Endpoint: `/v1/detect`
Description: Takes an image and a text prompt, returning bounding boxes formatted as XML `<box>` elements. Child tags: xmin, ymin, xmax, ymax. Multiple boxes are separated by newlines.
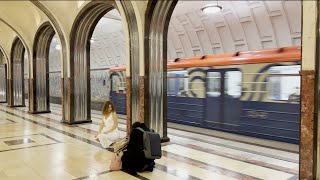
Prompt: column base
<box><xmin>161</xmin><ymin>137</ymin><xmax>170</xmax><ymax>143</ymax></box>
<box><xmin>28</xmin><ymin>110</ymin><xmax>51</xmax><ymax>114</ymax></box>
<box><xmin>61</xmin><ymin>120</ymin><xmax>92</xmax><ymax>125</ymax></box>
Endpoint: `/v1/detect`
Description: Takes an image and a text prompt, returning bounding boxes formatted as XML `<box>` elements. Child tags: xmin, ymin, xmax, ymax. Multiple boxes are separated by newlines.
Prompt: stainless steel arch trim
<box><xmin>69</xmin><ymin>1</ymin><xmax>116</xmax><ymax>123</ymax></box>
<box><xmin>120</xmin><ymin>0</ymin><xmax>140</xmax><ymax>127</ymax></box>
<box><xmin>32</xmin><ymin>22</ymin><xmax>55</xmax><ymax>113</ymax></box>
<box><xmin>10</xmin><ymin>37</ymin><xmax>25</xmax><ymax>107</ymax></box>
<box><xmin>0</xmin><ymin>52</ymin><xmax>6</xmax><ymax>102</ymax></box>
<box><xmin>0</xmin><ymin>45</ymin><xmax>9</xmax><ymax>65</ymax></box>
<box><xmin>0</xmin><ymin>19</ymin><xmax>29</xmax><ymax>108</ymax></box>
<box><xmin>145</xmin><ymin>0</ymin><xmax>178</xmax><ymax>139</ymax></box>
<box><xmin>31</xmin><ymin>1</ymin><xmax>68</xmax><ymax>120</ymax></box>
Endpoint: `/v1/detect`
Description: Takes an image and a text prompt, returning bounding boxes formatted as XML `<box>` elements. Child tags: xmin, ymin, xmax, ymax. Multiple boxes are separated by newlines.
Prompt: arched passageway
<box><xmin>8</xmin><ymin>37</ymin><xmax>25</xmax><ymax>107</ymax></box>
<box><xmin>68</xmin><ymin>1</ymin><xmax>127</xmax><ymax>124</ymax></box>
<box><xmin>89</xmin><ymin>9</ymin><xmax>126</xmax><ymax>115</ymax></box>
<box><xmin>30</xmin><ymin>22</ymin><xmax>55</xmax><ymax>113</ymax></box>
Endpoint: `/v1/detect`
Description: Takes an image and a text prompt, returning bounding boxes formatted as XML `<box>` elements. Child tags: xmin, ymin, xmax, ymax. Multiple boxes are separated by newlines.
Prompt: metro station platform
<box><xmin>0</xmin><ymin>104</ymin><xmax>298</xmax><ymax>180</ymax></box>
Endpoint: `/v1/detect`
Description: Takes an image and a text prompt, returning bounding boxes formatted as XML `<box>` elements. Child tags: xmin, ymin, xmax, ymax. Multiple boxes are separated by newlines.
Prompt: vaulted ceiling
<box><xmin>0</xmin><ymin>1</ymin><xmax>302</xmax><ymax>72</ymax></box>
<box><xmin>48</xmin><ymin>0</ymin><xmax>301</xmax><ymax>70</ymax></box>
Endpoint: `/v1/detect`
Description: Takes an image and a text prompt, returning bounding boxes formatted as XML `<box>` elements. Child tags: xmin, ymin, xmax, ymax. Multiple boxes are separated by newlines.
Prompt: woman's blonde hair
<box><xmin>102</xmin><ymin>101</ymin><xmax>115</xmax><ymax>116</ymax></box>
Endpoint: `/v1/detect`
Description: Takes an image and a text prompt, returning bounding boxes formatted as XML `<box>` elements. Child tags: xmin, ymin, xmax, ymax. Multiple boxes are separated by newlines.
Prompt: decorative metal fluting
<box><xmin>0</xmin><ymin>53</ymin><xmax>6</xmax><ymax>102</ymax></box>
<box><xmin>31</xmin><ymin>1</ymin><xmax>68</xmax><ymax>119</ymax></box>
<box><xmin>11</xmin><ymin>38</ymin><xmax>25</xmax><ymax>107</ymax></box>
<box><xmin>70</xmin><ymin>2</ymin><xmax>113</xmax><ymax>122</ymax></box>
<box><xmin>121</xmin><ymin>0</ymin><xmax>140</xmax><ymax>123</ymax></box>
<box><xmin>33</xmin><ymin>24</ymin><xmax>55</xmax><ymax>112</ymax></box>
<box><xmin>145</xmin><ymin>1</ymin><xmax>178</xmax><ymax>140</ymax></box>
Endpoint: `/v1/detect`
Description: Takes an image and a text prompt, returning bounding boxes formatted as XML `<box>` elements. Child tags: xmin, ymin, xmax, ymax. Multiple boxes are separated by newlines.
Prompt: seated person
<box><xmin>95</xmin><ymin>101</ymin><xmax>120</xmax><ymax>149</ymax></box>
<box><xmin>121</xmin><ymin>122</ymin><xmax>155</xmax><ymax>175</ymax></box>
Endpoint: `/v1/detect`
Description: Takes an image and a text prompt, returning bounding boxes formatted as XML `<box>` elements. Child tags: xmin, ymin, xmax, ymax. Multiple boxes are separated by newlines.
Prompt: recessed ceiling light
<box><xmin>201</xmin><ymin>3</ymin><xmax>222</xmax><ymax>14</ymax></box>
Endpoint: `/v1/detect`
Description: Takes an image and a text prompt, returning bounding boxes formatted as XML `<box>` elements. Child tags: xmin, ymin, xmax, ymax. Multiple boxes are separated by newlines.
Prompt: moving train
<box><xmin>110</xmin><ymin>46</ymin><xmax>301</xmax><ymax>144</ymax></box>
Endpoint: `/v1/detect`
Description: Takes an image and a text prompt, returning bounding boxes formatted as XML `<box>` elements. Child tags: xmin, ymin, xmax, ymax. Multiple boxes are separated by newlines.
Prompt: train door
<box><xmin>205</xmin><ymin>69</ymin><xmax>242</xmax><ymax>132</ymax></box>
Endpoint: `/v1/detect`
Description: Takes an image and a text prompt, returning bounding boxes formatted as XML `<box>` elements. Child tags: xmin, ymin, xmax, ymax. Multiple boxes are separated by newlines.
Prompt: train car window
<box><xmin>268</xmin><ymin>65</ymin><xmax>301</xmax><ymax>102</ymax></box>
<box><xmin>225</xmin><ymin>71</ymin><xmax>242</xmax><ymax>98</ymax></box>
<box><xmin>167</xmin><ymin>71</ymin><xmax>188</xmax><ymax>96</ymax></box>
<box><xmin>207</xmin><ymin>72</ymin><xmax>221</xmax><ymax>97</ymax></box>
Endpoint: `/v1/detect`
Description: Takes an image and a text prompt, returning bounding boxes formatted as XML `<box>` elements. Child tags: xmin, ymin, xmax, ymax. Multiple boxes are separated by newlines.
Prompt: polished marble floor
<box><xmin>0</xmin><ymin>103</ymin><xmax>299</xmax><ymax>180</ymax></box>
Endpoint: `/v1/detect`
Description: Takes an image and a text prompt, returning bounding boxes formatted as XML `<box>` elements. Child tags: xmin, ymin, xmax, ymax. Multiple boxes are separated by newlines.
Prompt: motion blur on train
<box><xmin>109</xmin><ymin>46</ymin><xmax>301</xmax><ymax>144</ymax></box>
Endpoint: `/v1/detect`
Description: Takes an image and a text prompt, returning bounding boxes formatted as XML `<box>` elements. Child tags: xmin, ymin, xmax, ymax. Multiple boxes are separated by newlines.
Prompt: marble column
<box><xmin>126</xmin><ymin>76</ymin><xmax>132</xmax><ymax>136</ymax></box>
<box><xmin>299</xmin><ymin>70</ymin><xmax>315</xmax><ymax>180</ymax></box>
<box><xmin>61</xmin><ymin>77</ymin><xmax>65</xmax><ymax>121</ymax></box>
<box><xmin>139</xmin><ymin>76</ymin><xmax>145</xmax><ymax>123</ymax></box>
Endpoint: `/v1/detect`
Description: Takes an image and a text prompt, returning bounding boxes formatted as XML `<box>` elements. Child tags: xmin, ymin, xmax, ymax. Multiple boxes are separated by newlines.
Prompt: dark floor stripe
<box><xmin>73</xmin><ymin>170</ymin><xmax>112</xmax><ymax>180</ymax></box>
<box><xmin>40</xmin><ymin>133</ymin><xmax>63</xmax><ymax>143</ymax></box>
<box><xmin>162</xmin><ymin>151</ymin><xmax>262</xmax><ymax>180</ymax></box>
<box><xmin>170</xmin><ymin>141</ymin><xmax>298</xmax><ymax>175</ymax></box>
<box><xmin>2</xmin><ymin>118</ymin><xmax>16</xmax><ymax>123</ymax></box>
<box><xmin>72</xmin><ymin>169</ymin><xmax>149</xmax><ymax>180</ymax></box>
<box><xmin>0</xmin><ymin>143</ymin><xmax>59</xmax><ymax>153</ymax></box>
<box><xmin>133</xmin><ymin>174</ymin><xmax>149</xmax><ymax>180</ymax></box>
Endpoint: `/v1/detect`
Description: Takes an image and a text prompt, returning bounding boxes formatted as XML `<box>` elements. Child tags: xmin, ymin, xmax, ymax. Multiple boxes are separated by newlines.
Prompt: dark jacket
<box><xmin>121</xmin><ymin>123</ymin><xmax>155</xmax><ymax>175</ymax></box>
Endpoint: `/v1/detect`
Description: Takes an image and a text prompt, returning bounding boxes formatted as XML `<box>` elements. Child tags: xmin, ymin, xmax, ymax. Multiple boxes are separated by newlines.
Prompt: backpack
<box><xmin>136</xmin><ymin>127</ymin><xmax>162</xmax><ymax>159</ymax></box>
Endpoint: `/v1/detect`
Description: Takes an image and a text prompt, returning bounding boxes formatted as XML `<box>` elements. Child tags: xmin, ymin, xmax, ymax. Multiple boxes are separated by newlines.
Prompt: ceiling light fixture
<box><xmin>201</xmin><ymin>1</ymin><xmax>222</xmax><ymax>14</ymax></box>
<box><xmin>55</xmin><ymin>44</ymin><xmax>61</xmax><ymax>50</ymax></box>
